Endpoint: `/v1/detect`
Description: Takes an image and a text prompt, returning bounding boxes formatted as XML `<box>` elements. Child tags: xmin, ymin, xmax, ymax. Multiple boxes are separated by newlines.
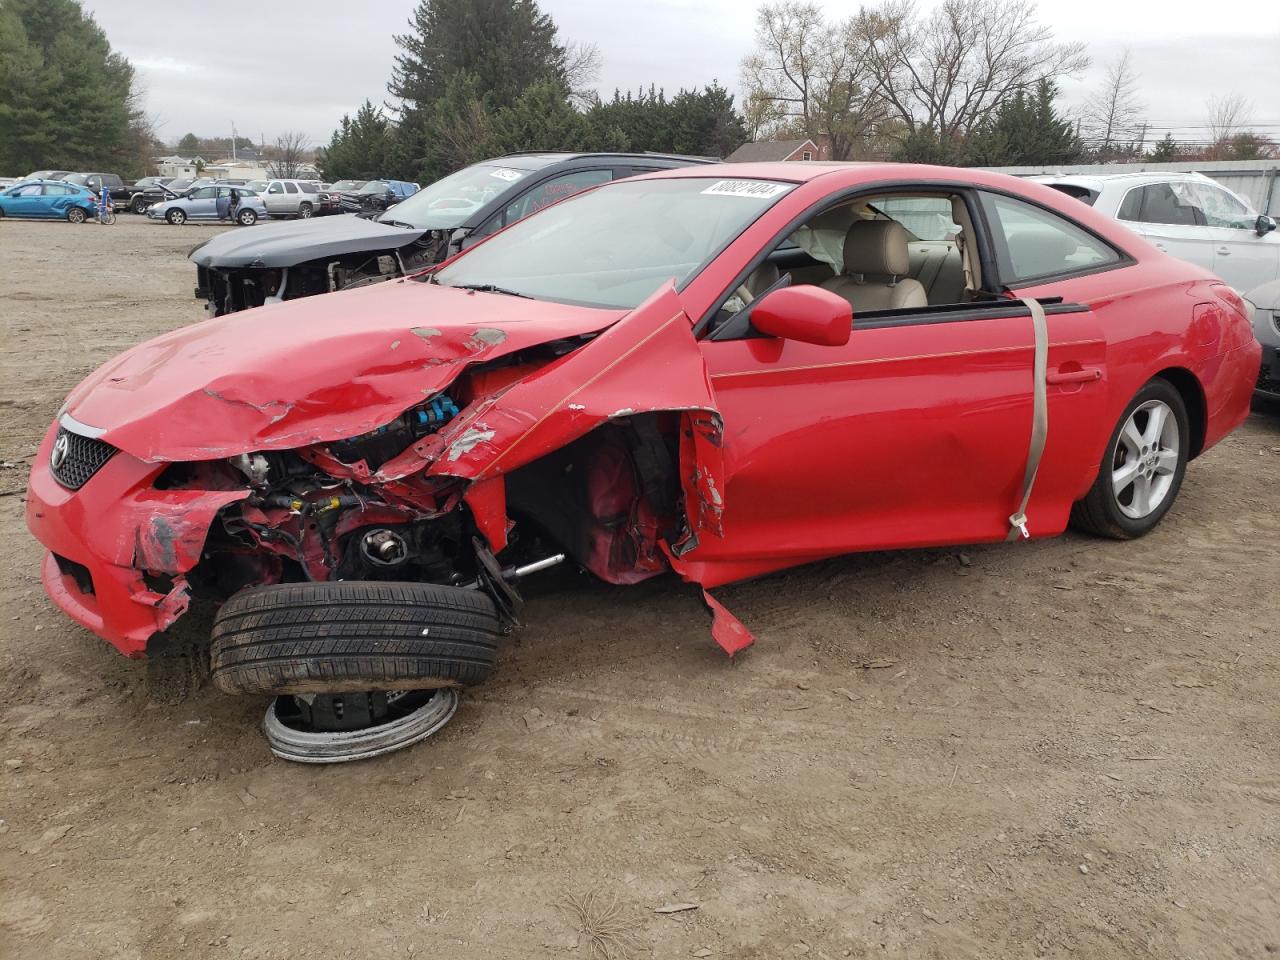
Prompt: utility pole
<box><xmin>231</xmin><ymin>122</ymin><xmax>238</xmax><ymax>160</ymax></box>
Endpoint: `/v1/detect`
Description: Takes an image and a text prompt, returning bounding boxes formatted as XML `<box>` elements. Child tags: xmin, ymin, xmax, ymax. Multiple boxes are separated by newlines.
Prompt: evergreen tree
<box><xmin>1145</xmin><ymin>133</ymin><xmax>1181</xmax><ymax>162</ymax></box>
<box><xmin>177</xmin><ymin>132</ymin><xmax>201</xmax><ymax>154</ymax></box>
<box><xmin>0</xmin><ymin>0</ymin><xmax>148</xmax><ymax>175</ymax></box>
<box><xmin>961</xmin><ymin>80</ymin><xmax>1082</xmax><ymax>166</ymax></box>
<box><xmin>317</xmin><ymin>101</ymin><xmax>394</xmax><ymax>180</ymax></box>
<box><xmin>585</xmin><ymin>83</ymin><xmax>746</xmax><ymax>157</ymax></box>
<box><xmin>890</xmin><ymin>127</ymin><xmax>963</xmax><ymax>164</ymax></box>
<box><xmin>389</xmin><ymin>0</ymin><xmax>566</xmax><ymax>115</ymax></box>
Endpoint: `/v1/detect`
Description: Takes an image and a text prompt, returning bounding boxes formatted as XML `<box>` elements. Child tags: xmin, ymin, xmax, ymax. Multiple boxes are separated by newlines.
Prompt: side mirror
<box><xmin>750</xmin><ymin>285</ymin><xmax>852</xmax><ymax>347</ymax></box>
<box><xmin>1256</xmin><ymin>215</ymin><xmax>1277</xmax><ymax>237</ymax></box>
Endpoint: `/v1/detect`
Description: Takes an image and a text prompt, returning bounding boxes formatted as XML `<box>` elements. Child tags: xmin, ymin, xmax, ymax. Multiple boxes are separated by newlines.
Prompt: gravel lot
<box><xmin>1</xmin><ymin>217</ymin><xmax>1278</xmax><ymax>960</ymax></box>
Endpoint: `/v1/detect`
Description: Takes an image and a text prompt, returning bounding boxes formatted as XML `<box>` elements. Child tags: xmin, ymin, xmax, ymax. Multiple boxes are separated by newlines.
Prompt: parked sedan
<box><xmin>190</xmin><ymin>152</ymin><xmax>712</xmax><ymax>314</ymax></box>
<box><xmin>26</xmin><ymin>162</ymin><xmax>1260</xmax><ymax>760</ymax></box>
<box><xmin>147</xmin><ymin>185</ymin><xmax>266</xmax><ymax>225</ymax></box>
<box><xmin>0</xmin><ymin>179</ymin><xmax>99</xmax><ymax>222</ymax></box>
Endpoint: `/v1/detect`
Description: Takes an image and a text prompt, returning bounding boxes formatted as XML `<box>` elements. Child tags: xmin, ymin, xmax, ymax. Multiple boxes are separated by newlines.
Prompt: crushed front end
<box><xmin>26</xmin><ymin>280</ymin><xmax>743</xmax><ymax>659</ymax></box>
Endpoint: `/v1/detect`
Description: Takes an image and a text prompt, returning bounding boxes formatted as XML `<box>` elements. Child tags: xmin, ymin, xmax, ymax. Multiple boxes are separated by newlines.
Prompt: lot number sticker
<box><xmin>701</xmin><ymin>180</ymin><xmax>791</xmax><ymax>199</ymax></box>
<box><xmin>490</xmin><ymin>168</ymin><xmax>524</xmax><ymax>182</ymax></box>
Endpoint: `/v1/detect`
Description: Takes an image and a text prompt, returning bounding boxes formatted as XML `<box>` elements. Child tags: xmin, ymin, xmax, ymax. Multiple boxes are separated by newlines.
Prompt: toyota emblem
<box><xmin>51</xmin><ymin>433</ymin><xmax>70</xmax><ymax>470</ymax></box>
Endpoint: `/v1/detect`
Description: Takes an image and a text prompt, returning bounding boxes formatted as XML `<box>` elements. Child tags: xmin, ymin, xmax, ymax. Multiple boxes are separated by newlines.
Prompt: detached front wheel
<box><xmin>1071</xmin><ymin>378</ymin><xmax>1189</xmax><ymax>539</ymax></box>
<box><xmin>210</xmin><ymin>581</ymin><xmax>500</xmax><ymax>696</ymax></box>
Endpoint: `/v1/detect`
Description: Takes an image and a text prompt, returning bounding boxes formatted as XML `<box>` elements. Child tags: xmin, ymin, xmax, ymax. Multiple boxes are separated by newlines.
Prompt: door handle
<box><xmin>1046</xmin><ymin>367</ymin><xmax>1102</xmax><ymax>385</ymax></box>
<box><xmin>1153</xmin><ymin>242</ymin><xmax>1167</xmax><ymax>251</ymax></box>
<box><xmin>1216</xmin><ymin>246</ymin><xmax>1231</xmax><ymax>256</ymax></box>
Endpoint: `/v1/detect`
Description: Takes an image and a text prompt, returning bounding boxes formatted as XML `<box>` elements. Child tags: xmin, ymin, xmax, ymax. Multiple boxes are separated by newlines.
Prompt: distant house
<box><xmin>725</xmin><ymin>138</ymin><xmax>823</xmax><ymax>163</ymax></box>
<box><xmin>155</xmin><ymin>155</ymin><xmax>204</xmax><ymax>178</ymax></box>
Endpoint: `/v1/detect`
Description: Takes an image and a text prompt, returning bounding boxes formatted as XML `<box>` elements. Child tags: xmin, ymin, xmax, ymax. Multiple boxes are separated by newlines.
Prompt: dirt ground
<box><xmin>1</xmin><ymin>217</ymin><xmax>1278</xmax><ymax>960</ymax></box>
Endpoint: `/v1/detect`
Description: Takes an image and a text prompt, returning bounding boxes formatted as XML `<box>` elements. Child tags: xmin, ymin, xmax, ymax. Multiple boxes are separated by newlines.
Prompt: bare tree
<box><xmin>564</xmin><ymin>40</ymin><xmax>602</xmax><ymax>109</ymax></box>
<box><xmin>740</xmin><ymin>2</ymin><xmax>889</xmax><ymax>160</ymax></box>
<box><xmin>1205</xmin><ymin>94</ymin><xmax>1251</xmax><ymax>142</ymax></box>
<box><xmin>265</xmin><ymin>131</ymin><xmax>310</xmax><ymax>178</ymax></box>
<box><xmin>1084</xmin><ymin>48</ymin><xmax>1145</xmax><ymax>158</ymax></box>
<box><xmin>859</xmin><ymin>0</ymin><xmax>1089</xmax><ymax>140</ymax></box>
<box><xmin>1204</xmin><ymin>94</ymin><xmax>1256</xmax><ymax>161</ymax></box>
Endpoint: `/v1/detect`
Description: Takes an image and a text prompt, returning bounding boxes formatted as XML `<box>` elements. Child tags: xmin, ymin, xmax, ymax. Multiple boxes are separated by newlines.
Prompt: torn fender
<box><xmin>416</xmin><ymin>282</ymin><xmax>748</xmax><ymax>655</ymax></box>
<box><xmin>420</xmin><ymin>281</ymin><xmax>727</xmax><ymax>539</ymax></box>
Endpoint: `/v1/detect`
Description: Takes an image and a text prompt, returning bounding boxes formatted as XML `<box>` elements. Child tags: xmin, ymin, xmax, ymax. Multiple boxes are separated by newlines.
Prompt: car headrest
<box><xmin>843</xmin><ymin>220</ymin><xmax>911</xmax><ymax>277</ymax></box>
<box><xmin>950</xmin><ymin>197</ymin><xmax>967</xmax><ymax>228</ymax></box>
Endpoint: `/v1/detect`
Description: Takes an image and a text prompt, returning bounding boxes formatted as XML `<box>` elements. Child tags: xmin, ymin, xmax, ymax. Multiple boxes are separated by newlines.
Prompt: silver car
<box><xmin>243</xmin><ymin>179</ymin><xmax>323</xmax><ymax>219</ymax></box>
<box><xmin>147</xmin><ymin>185</ymin><xmax>267</xmax><ymax>226</ymax></box>
<box><xmin>1248</xmin><ymin>279</ymin><xmax>1280</xmax><ymax>402</ymax></box>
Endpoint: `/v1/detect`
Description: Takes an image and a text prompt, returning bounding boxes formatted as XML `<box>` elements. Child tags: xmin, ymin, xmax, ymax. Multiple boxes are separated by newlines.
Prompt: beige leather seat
<box><xmin>821</xmin><ymin>220</ymin><xmax>928</xmax><ymax>312</ymax></box>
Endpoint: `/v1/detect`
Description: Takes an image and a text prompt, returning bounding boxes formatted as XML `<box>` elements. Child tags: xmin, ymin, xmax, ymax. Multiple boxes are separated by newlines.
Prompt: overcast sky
<box><xmin>85</xmin><ymin>0</ymin><xmax>1280</xmax><ymax>149</ymax></box>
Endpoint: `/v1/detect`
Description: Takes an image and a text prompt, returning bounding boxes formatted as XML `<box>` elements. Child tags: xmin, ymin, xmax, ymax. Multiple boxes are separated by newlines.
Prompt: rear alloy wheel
<box><xmin>131</xmin><ymin>196</ymin><xmax>149</xmax><ymax>214</ymax></box>
<box><xmin>1071</xmin><ymin>378</ymin><xmax>1189</xmax><ymax>539</ymax></box>
<box><xmin>298</xmin><ymin>202</ymin><xmax>313</xmax><ymax>219</ymax></box>
<box><xmin>166</xmin><ymin>208</ymin><xmax>186</xmax><ymax>225</ymax></box>
<box><xmin>236</xmin><ymin>208</ymin><xmax>257</xmax><ymax>226</ymax></box>
<box><xmin>66</xmin><ymin>206</ymin><xmax>87</xmax><ymax>224</ymax></box>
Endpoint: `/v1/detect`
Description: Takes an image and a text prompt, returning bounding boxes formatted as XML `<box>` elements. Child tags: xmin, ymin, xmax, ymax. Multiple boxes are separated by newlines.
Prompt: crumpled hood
<box><xmin>62</xmin><ymin>280</ymin><xmax>626</xmax><ymax>463</ymax></box>
<box><xmin>188</xmin><ymin>213</ymin><xmax>429</xmax><ymax>269</ymax></box>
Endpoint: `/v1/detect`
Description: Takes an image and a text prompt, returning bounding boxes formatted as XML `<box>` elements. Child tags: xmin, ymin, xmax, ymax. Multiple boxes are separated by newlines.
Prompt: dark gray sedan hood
<box><xmin>189</xmin><ymin>214</ymin><xmax>428</xmax><ymax>269</ymax></box>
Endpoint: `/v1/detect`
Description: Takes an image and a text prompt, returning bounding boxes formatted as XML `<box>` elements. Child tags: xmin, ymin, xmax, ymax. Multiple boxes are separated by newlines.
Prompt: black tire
<box><xmin>131</xmin><ymin>196</ymin><xmax>149</xmax><ymax>214</ymax></box>
<box><xmin>1070</xmin><ymin>377</ymin><xmax>1189</xmax><ymax>539</ymax></box>
<box><xmin>210</xmin><ymin>581</ymin><xmax>500</xmax><ymax>696</ymax></box>
<box><xmin>66</xmin><ymin>206</ymin><xmax>87</xmax><ymax>223</ymax></box>
<box><xmin>236</xmin><ymin>208</ymin><xmax>257</xmax><ymax>226</ymax></box>
<box><xmin>166</xmin><ymin>208</ymin><xmax>186</xmax><ymax>225</ymax></box>
<box><xmin>298</xmin><ymin>201</ymin><xmax>313</xmax><ymax>219</ymax></box>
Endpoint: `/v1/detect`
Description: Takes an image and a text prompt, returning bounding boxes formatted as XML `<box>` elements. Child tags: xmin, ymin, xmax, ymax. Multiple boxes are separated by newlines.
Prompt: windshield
<box><xmin>244</xmin><ymin>180</ymin><xmax>268</xmax><ymax>193</ymax></box>
<box><xmin>64</xmin><ymin>174</ymin><xmax>90</xmax><ymax>186</ymax></box>
<box><xmin>434</xmin><ymin>177</ymin><xmax>794</xmax><ymax>309</ymax></box>
<box><xmin>332</xmin><ymin>180</ymin><xmax>365</xmax><ymax>191</ymax></box>
<box><xmin>359</xmin><ymin>180</ymin><xmax>388</xmax><ymax>193</ymax></box>
<box><xmin>381</xmin><ymin>163</ymin><xmax>530</xmax><ymax>230</ymax></box>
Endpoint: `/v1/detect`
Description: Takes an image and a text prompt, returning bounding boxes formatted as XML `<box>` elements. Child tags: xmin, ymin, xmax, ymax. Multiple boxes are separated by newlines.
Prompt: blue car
<box><xmin>0</xmin><ymin>179</ymin><xmax>99</xmax><ymax>222</ymax></box>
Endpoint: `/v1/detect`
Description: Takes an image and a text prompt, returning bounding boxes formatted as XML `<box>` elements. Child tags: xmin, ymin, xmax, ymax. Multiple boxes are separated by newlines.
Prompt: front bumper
<box><xmin>25</xmin><ymin>420</ymin><xmax>247</xmax><ymax>657</ymax></box>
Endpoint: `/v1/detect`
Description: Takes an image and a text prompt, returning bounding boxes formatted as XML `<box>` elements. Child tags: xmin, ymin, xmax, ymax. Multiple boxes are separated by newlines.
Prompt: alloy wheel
<box><xmin>1111</xmin><ymin>399</ymin><xmax>1179</xmax><ymax>519</ymax></box>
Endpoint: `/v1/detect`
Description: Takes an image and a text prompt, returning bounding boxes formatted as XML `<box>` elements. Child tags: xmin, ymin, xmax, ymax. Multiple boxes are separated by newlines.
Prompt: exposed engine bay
<box><xmin>169</xmin><ymin>344</ymin><xmax>683</xmax><ymax>623</ymax></box>
<box><xmin>195</xmin><ymin>230</ymin><xmax>452</xmax><ymax>315</ymax></box>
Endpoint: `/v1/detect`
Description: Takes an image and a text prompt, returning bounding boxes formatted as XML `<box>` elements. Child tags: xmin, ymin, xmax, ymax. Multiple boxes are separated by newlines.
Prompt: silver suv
<box><xmin>243</xmin><ymin>179</ymin><xmax>323</xmax><ymax>219</ymax></box>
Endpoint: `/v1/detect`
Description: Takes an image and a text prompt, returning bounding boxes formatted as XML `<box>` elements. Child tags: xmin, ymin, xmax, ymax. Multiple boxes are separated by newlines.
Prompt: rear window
<box><xmin>1045</xmin><ymin>183</ymin><xmax>1098</xmax><ymax>206</ymax></box>
<box><xmin>298</xmin><ymin>182</ymin><xmax>318</xmax><ymax>193</ymax></box>
<box><xmin>980</xmin><ymin>191</ymin><xmax>1122</xmax><ymax>283</ymax></box>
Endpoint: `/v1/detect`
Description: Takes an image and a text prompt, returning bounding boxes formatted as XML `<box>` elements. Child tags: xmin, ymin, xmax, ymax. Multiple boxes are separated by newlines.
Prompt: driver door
<box><xmin>688</xmin><ymin>191</ymin><xmax>1113</xmax><ymax>581</ymax></box>
<box><xmin>186</xmin><ymin>187</ymin><xmax>217</xmax><ymax>218</ymax></box>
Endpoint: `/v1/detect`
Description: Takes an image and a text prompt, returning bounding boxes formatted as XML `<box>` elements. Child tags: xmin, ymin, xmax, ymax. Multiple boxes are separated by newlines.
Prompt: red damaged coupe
<box><xmin>26</xmin><ymin>163</ymin><xmax>1260</xmax><ymax>760</ymax></box>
